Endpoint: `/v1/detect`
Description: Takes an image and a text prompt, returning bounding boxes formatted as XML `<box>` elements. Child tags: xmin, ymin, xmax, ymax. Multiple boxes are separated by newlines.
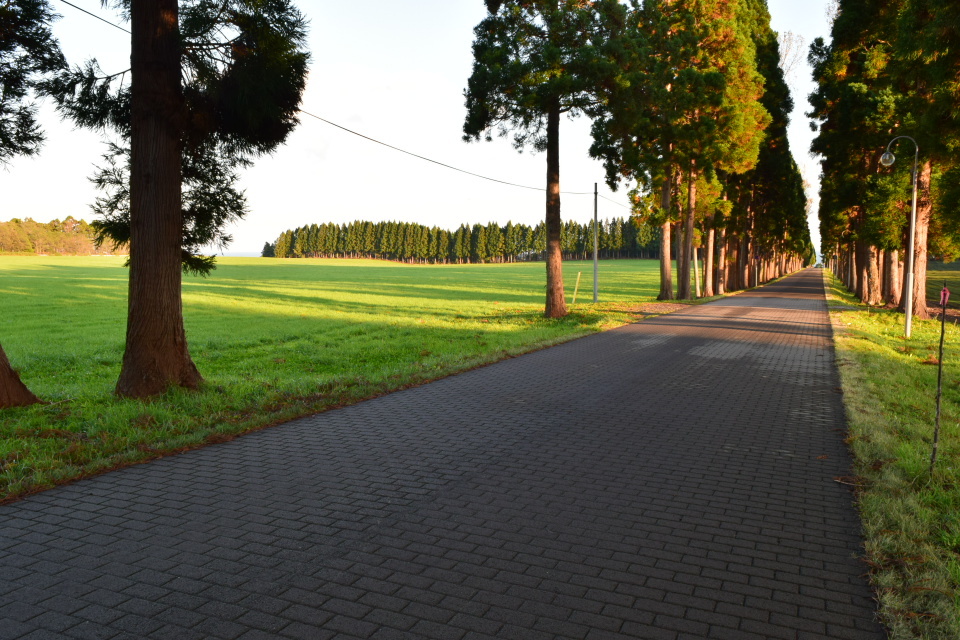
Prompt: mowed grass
<box><xmin>927</xmin><ymin>261</ymin><xmax>960</xmax><ymax>310</ymax></box>
<box><xmin>826</xmin><ymin>271</ymin><xmax>960</xmax><ymax>638</ymax></box>
<box><xmin>0</xmin><ymin>255</ymin><xmax>664</xmax><ymax>501</ymax></box>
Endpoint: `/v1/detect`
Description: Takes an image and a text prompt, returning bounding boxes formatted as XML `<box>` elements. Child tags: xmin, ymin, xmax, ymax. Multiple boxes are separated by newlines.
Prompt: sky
<box><xmin>1</xmin><ymin>0</ymin><xmax>832</xmax><ymax>257</ymax></box>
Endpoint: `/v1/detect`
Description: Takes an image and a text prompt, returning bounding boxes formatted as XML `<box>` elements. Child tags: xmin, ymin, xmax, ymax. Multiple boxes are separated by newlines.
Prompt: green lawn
<box><xmin>826</xmin><ymin>271</ymin><xmax>960</xmax><ymax>639</ymax></box>
<box><xmin>927</xmin><ymin>261</ymin><xmax>960</xmax><ymax>310</ymax></box>
<box><xmin>0</xmin><ymin>256</ymin><xmax>665</xmax><ymax>501</ymax></box>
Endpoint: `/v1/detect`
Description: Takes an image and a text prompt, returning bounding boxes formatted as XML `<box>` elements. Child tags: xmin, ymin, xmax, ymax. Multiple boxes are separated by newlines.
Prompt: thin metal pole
<box><xmin>693</xmin><ymin>246</ymin><xmax>700</xmax><ymax>298</ymax></box>
<box><xmin>930</xmin><ymin>283</ymin><xmax>948</xmax><ymax>475</ymax></box>
<box><xmin>593</xmin><ymin>182</ymin><xmax>598</xmax><ymax>303</ymax></box>
<box><xmin>905</xmin><ymin>148</ymin><xmax>918</xmax><ymax>338</ymax></box>
<box><xmin>882</xmin><ymin>135</ymin><xmax>919</xmax><ymax>338</ymax></box>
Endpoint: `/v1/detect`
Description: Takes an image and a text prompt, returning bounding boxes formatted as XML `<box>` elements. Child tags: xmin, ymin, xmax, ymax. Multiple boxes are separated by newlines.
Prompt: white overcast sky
<box><xmin>0</xmin><ymin>0</ymin><xmax>831</xmax><ymax>256</ymax></box>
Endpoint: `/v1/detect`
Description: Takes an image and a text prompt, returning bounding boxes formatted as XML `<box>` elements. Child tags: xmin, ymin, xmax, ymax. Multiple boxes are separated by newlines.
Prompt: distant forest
<box><xmin>266</xmin><ymin>218</ymin><xmax>661</xmax><ymax>263</ymax></box>
<box><xmin>0</xmin><ymin>217</ymin><xmax>115</xmax><ymax>256</ymax></box>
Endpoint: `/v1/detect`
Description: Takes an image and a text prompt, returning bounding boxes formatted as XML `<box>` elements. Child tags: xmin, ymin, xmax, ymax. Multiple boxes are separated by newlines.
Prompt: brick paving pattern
<box><xmin>0</xmin><ymin>268</ymin><xmax>883</xmax><ymax>639</ymax></box>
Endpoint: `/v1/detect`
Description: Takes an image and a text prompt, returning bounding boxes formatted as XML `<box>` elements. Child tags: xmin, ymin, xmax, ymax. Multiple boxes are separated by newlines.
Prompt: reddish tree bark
<box><xmin>883</xmin><ymin>249</ymin><xmax>901</xmax><ymax>307</ymax></box>
<box><xmin>657</xmin><ymin>170</ymin><xmax>674</xmax><ymax>301</ymax></box>
<box><xmin>0</xmin><ymin>342</ymin><xmax>39</xmax><ymax>408</ymax></box>
<box><xmin>117</xmin><ymin>0</ymin><xmax>202</xmax><ymax>397</ymax></box>
<box><xmin>678</xmin><ymin>169</ymin><xmax>696</xmax><ymax>299</ymax></box>
<box><xmin>715</xmin><ymin>226</ymin><xmax>726</xmax><ymax>295</ymax></box>
<box><xmin>703</xmin><ymin>214</ymin><xmax>715</xmax><ymax>297</ymax></box>
<box><xmin>864</xmin><ymin>244</ymin><xmax>881</xmax><ymax>305</ymax></box>
<box><xmin>543</xmin><ymin>98</ymin><xmax>567</xmax><ymax>318</ymax></box>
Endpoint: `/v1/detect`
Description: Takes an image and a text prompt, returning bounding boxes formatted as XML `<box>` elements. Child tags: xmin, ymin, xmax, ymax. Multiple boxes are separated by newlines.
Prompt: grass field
<box><xmin>826</xmin><ymin>271</ymin><xmax>960</xmax><ymax>639</ymax></box>
<box><xmin>0</xmin><ymin>256</ymin><xmax>669</xmax><ymax>501</ymax></box>
<box><xmin>927</xmin><ymin>261</ymin><xmax>960</xmax><ymax>311</ymax></box>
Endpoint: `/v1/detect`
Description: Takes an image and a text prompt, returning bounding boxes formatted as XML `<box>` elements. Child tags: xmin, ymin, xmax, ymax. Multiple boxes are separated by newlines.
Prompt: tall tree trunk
<box><xmin>118</xmin><ymin>0</ymin><xmax>202</xmax><ymax>397</ymax></box>
<box><xmin>678</xmin><ymin>169</ymin><xmax>696</xmax><ymax>299</ymax></box>
<box><xmin>739</xmin><ymin>229</ymin><xmax>750</xmax><ymax>289</ymax></box>
<box><xmin>703</xmin><ymin>215</ymin><xmax>715</xmax><ymax>297</ymax></box>
<box><xmin>0</xmin><ymin>343</ymin><xmax>39</xmax><ymax>408</ymax></box>
<box><xmin>543</xmin><ymin>97</ymin><xmax>567</xmax><ymax>318</ymax></box>
<box><xmin>864</xmin><ymin>245</ymin><xmax>881</xmax><ymax>305</ymax></box>
<box><xmin>854</xmin><ymin>239</ymin><xmax>867</xmax><ymax>301</ymax></box>
<box><xmin>884</xmin><ymin>249</ymin><xmax>901</xmax><ymax>307</ymax></box>
<box><xmin>693</xmin><ymin>246</ymin><xmax>701</xmax><ymax>298</ymax></box>
<box><xmin>657</xmin><ymin>172</ymin><xmax>674</xmax><ymax>300</ymax></box>
<box><xmin>848</xmin><ymin>244</ymin><xmax>855</xmax><ymax>292</ymax></box>
<box><xmin>729</xmin><ymin>231</ymin><xmax>740</xmax><ymax>291</ymax></box>
<box><xmin>715</xmin><ymin>225</ymin><xmax>726</xmax><ymax>295</ymax></box>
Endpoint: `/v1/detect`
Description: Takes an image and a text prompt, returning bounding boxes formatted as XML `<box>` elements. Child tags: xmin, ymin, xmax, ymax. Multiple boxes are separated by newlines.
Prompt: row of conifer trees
<box><xmin>265</xmin><ymin>217</ymin><xmax>660</xmax><ymax>264</ymax></box>
<box><xmin>811</xmin><ymin>0</ymin><xmax>960</xmax><ymax>317</ymax></box>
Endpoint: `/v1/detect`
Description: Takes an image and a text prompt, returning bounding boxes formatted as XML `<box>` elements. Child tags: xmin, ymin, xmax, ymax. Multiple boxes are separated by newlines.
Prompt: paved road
<box><xmin>0</xmin><ymin>268</ymin><xmax>883</xmax><ymax>640</ymax></box>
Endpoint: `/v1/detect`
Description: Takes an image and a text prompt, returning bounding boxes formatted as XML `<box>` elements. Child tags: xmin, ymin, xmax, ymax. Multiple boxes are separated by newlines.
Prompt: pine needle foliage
<box><xmin>42</xmin><ymin>0</ymin><xmax>309</xmax><ymax>276</ymax></box>
<box><xmin>0</xmin><ymin>0</ymin><xmax>65</xmax><ymax>163</ymax></box>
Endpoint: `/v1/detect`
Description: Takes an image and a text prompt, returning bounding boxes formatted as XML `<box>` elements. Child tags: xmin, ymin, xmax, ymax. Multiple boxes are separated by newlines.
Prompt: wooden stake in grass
<box><xmin>931</xmin><ymin>283</ymin><xmax>949</xmax><ymax>475</ymax></box>
<box><xmin>572</xmin><ymin>272</ymin><xmax>583</xmax><ymax>305</ymax></box>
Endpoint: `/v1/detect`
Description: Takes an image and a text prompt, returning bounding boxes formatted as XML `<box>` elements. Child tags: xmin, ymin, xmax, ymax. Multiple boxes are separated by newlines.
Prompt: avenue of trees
<box><xmin>464</xmin><ymin>0</ymin><xmax>814</xmax><ymax>314</ymax></box>
<box><xmin>267</xmin><ymin>217</ymin><xmax>661</xmax><ymax>263</ymax></box>
<box><xmin>3</xmin><ymin>0</ymin><xmax>814</xmax><ymax>404</ymax></box>
<box><xmin>811</xmin><ymin>0</ymin><xmax>960</xmax><ymax>317</ymax></box>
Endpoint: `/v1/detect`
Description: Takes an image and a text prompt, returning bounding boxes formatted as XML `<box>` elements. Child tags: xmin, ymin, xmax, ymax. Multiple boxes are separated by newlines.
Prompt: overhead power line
<box><xmin>300</xmin><ymin>110</ymin><xmax>545</xmax><ymax>193</ymax></box>
<box><xmin>598</xmin><ymin>193</ymin><xmax>631</xmax><ymax>209</ymax></box>
<box><xmin>58</xmin><ymin>3</ymin><xmax>631</xmax><ymax>211</ymax></box>
<box><xmin>59</xmin><ymin>0</ymin><xmax>129</xmax><ymax>33</ymax></box>
<box><xmin>300</xmin><ymin>110</ymin><xmax>630</xmax><ymax>208</ymax></box>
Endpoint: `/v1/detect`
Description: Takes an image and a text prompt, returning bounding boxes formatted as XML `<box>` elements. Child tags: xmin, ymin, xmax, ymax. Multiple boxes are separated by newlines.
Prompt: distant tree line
<box><xmin>265</xmin><ymin>218</ymin><xmax>661</xmax><ymax>264</ymax></box>
<box><xmin>0</xmin><ymin>217</ymin><xmax>113</xmax><ymax>255</ymax></box>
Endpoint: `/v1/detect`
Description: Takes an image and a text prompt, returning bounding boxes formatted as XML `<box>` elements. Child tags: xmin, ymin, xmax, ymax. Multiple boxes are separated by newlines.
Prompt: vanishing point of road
<box><xmin>0</xmin><ymin>268</ymin><xmax>883</xmax><ymax>639</ymax></box>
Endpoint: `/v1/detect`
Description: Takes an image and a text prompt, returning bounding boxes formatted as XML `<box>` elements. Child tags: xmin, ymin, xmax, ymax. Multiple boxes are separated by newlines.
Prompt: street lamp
<box><xmin>880</xmin><ymin>135</ymin><xmax>919</xmax><ymax>338</ymax></box>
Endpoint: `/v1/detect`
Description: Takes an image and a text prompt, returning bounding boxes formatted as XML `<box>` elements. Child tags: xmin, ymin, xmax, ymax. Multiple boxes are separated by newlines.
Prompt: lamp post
<box><xmin>880</xmin><ymin>135</ymin><xmax>919</xmax><ymax>338</ymax></box>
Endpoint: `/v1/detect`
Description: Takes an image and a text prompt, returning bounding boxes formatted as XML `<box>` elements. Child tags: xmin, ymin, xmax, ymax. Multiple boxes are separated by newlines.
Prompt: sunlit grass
<box><xmin>927</xmin><ymin>261</ymin><xmax>960</xmax><ymax>311</ymax></box>
<box><xmin>826</xmin><ymin>270</ymin><xmax>960</xmax><ymax>639</ymax></box>
<box><xmin>1</xmin><ymin>255</ymin><xmax>668</xmax><ymax>501</ymax></box>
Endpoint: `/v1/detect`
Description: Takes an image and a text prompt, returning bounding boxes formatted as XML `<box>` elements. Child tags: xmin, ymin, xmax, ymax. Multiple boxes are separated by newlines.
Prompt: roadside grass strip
<box><xmin>826</xmin><ymin>270</ymin><xmax>960</xmax><ymax>639</ymax></box>
<box><xmin>0</xmin><ymin>256</ymin><xmax>675</xmax><ymax>502</ymax></box>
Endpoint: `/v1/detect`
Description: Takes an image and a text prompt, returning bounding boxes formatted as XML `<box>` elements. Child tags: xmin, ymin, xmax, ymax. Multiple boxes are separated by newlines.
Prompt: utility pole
<box><xmin>593</xmin><ymin>182</ymin><xmax>599</xmax><ymax>303</ymax></box>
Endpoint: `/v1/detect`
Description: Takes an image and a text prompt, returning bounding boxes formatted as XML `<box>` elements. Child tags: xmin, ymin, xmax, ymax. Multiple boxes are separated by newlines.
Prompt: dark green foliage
<box><xmin>42</xmin><ymin>0</ymin><xmax>309</xmax><ymax>276</ymax></box>
<box><xmin>463</xmin><ymin>0</ymin><xmax>602</xmax><ymax>317</ymax></box>
<box><xmin>87</xmin><ymin>141</ymin><xmax>250</xmax><ymax>276</ymax></box>
<box><xmin>807</xmin><ymin>0</ymin><xmax>901</xmax><ymax>260</ymax></box>
<box><xmin>895</xmin><ymin>0</ymin><xmax>960</xmax><ymax>253</ymax></box>
<box><xmin>181</xmin><ymin>0</ymin><xmax>308</xmax><ymax>155</ymax></box>
<box><xmin>589</xmin><ymin>0</ymin><xmax>769</xmax><ymax>190</ymax></box>
<box><xmin>590</xmin><ymin>0</ymin><xmax>793</xmax><ymax>297</ymax></box>
<box><xmin>463</xmin><ymin>0</ymin><xmax>597</xmax><ymax>150</ymax></box>
<box><xmin>0</xmin><ymin>0</ymin><xmax>65</xmax><ymax>162</ymax></box>
<box><xmin>810</xmin><ymin>0</ymin><xmax>960</xmax><ymax>312</ymax></box>
<box><xmin>269</xmin><ymin>217</ymin><xmax>661</xmax><ymax>263</ymax></box>
<box><xmin>725</xmin><ymin>0</ymin><xmax>811</xmax><ymax>264</ymax></box>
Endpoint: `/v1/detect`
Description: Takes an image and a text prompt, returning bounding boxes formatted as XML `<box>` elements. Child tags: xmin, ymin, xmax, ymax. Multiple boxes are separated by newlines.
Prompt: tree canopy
<box><xmin>0</xmin><ymin>0</ymin><xmax>65</xmax><ymax>164</ymax></box>
<box><xmin>810</xmin><ymin>0</ymin><xmax>959</xmax><ymax>318</ymax></box>
<box><xmin>44</xmin><ymin>0</ymin><xmax>309</xmax><ymax>276</ymax></box>
<box><xmin>589</xmin><ymin>0</ymin><xmax>795</xmax><ymax>300</ymax></box>
<box><xmin>464</xmin><ymin>0</ymin><xmax>599</xmax><ymax>317</ymax></box>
